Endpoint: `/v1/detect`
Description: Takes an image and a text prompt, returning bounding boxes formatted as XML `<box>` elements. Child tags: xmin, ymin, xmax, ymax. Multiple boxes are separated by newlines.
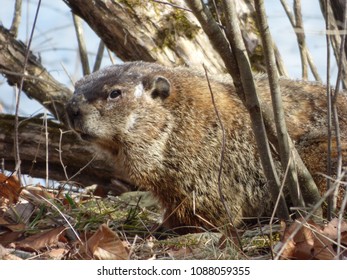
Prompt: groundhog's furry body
<box><xmin>66</xmin><ymin>61</ymin><xmax>346</xmax><ymax>232</ymax></box>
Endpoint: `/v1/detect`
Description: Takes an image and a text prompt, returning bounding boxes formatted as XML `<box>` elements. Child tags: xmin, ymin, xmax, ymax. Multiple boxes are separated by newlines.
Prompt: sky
<box><xmin>0</xmin><ymin>0</ymin><xmax>337</xmax><ymax>116</ymax></box>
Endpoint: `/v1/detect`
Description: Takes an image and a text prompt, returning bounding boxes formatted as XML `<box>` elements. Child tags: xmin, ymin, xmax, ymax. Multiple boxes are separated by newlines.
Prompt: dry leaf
<box><xmin>15</xmin><ymin>226</ymin><xmax>67</xmax><ymax>251</ymax></box>
<box><xmin>0</xmin><ymin>215</ymin><xmax>26</xmax><ymax>246</ymax></box>
<box><xmin>0</xmin><ymin>231</ymin><xmax>24</xmax><ymax>247</ymax></box>
<box><xmin>279</xmin><ymin>219</ymin><xmax>337</xmax><ymax>260</ymax></box>
<box><xmin>84</xmin><ymin>224</ymin><xmax>129</xmax><ymax>260</ymax></box>
<box><xmin>0</xmin><ymin>173</ymin><xmax>22</xmax><ymax>204</ymax></box>
<box><xmin>44</xmin><ymin>248</ymin><xmax>68</xmax><ymax>260</ymax></box>
<box><xmin>322</xmin><ymin>218</ymin><xmax>347</xmax><ymax>240</ymax></box>
<box><xmin>0</xmin><ymin>216</ymin><xmax>26</xmax><ymax>231</ymax></box>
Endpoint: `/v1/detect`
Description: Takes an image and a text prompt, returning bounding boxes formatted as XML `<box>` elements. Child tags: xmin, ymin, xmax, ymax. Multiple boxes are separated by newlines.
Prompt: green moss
<box><xmin>157</xmin><ymin>9</ymin><xmax>200</xmax><ymax>49</ymax></box>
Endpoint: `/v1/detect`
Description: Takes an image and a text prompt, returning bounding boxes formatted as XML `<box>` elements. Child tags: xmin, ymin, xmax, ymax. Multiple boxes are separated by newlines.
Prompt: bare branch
<box><xmin>325</xmin><ymin>0</ymin><xmax>334</xmax><ymax>219</ymax></box>
<box><xmin>93</xmin><ymin>40</ymin><xmax>105</xmax><ymax>72</ymax></box>
<box><xmin>280</xmin><ymin>0</ymin><xmax>322</xmax><ymax>82</ymax></box>
<box><xmin>72</xmin><ymin>14</ymin><xmax>90</xmax><ymax>75</ymax></box>
<box><xmin>293</xmin><ymin>0</ymin><xmax>308</xmax><ymax>80</ymax></box>
<box><xmin>9</xmin><ymin>0</ymin><xmax>22</xmax><ymax>37</ymax></box>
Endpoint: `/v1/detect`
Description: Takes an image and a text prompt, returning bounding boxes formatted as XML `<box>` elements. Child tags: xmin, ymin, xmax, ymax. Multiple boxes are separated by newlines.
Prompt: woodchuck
<box><xmin>66</xmin><ymin>61</ymin><xmax>346</xmax><ymax>233</ymax></box>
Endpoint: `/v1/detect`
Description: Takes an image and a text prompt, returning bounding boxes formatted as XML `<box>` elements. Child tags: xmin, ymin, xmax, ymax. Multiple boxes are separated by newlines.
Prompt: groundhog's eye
<box><xmin>109</xmin><ymin>89</ymin><xmax>122</xmax><ymax>99</ymax></box>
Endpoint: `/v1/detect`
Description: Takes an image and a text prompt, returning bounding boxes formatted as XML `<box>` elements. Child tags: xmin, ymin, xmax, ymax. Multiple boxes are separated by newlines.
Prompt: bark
<box><xmin>63</xmin><ymin>0</ymin><xmax>225</xmax><ymax>73</ymax></box>
<box><xmin>0</xmin><ymin>26</ymin><xmax>71</xmax><ymax>122</ymax></box>
<box><xmin>62</xmin><ymin>0</ymin><xmax>272</xmax><ymax>73</ymax></box>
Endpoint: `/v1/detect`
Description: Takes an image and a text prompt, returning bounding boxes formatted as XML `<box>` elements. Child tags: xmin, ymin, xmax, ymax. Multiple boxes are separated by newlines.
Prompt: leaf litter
<box><xmin>1</xmin><ymin>172</ymin><xmax>347</xmax><ymax>260</ymax></box>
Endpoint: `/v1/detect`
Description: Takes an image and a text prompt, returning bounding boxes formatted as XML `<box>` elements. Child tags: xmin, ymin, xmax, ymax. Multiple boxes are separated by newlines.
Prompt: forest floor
<box><xmin>0</xmin><ymin>173</ymin><xmax>346</xmax><ymax>260</ymax></box>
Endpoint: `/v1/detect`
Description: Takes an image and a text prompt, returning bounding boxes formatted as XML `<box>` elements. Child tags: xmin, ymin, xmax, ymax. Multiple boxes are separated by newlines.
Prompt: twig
<box><xmin>210</xmin><ymin>0</ymin><xmax>223</xmax><ymax>26</ymax></box>
<box><xmin>269</xmin><ymin>154</ymin><xmax>293</xmax><ymax>259</ymax></box>
<box><xmin>326</xmin><ymin>0</ymin><xmax>333</xmax><ymax>218</ymax></box>
<box><xmin>44</xmin><ymin>109</ymin><xmax>49</xmax><ymax>188</ymax></box>
<box><xmin>280</xmin><ymin>0</ymin><xmax>322</xmax><ymax>82</ymax></box>
<box><xmin>203</xmin><ymin>64</ymin><xmax>243</xmax><ymax>250</ymax></box>
<box><xmin>14</xmin><ymin>0</ymin><xmax>42</xmax><ymax>185</ymax></box>
<box><xmin>93</xmin><ymin>40</ymin><xmax>105</xmax><ymax>72</ymax></box>
<box><xmin>152</xmin><ymin>0</ymin><xmax>192</xmax><ymax>12</ymax></box>
<box><xmin>107</xmin><ymin>48</ymin><xmax>116</xmax><ymax>65</ymax></box>
<box><xmin>72</xmin><ymin>14</ymin><xmax>90</xmax><ymax>75</ymax></box>
<box><xmin>58</xmin><ymin>129</ymin><xmax>69</xmax><ymax>181</ymax></box>
<box><xmin>56</xmin><ymin>129</ymin><xmax>97</xmax><ymax>196</ymax></box>
<box><xmin>333</xmin><ymin>0</ymin><xmax>347</xmax><ymax>259</ymax></box>
<box><xmin>60</xmin><ymin>62</ymin><xmax>75</xmax><ymax>87</ymax></box>
<box><xmin>10</xmin><ymin>0</ymin><xmax>22</xmax><ymax>37</ymax></box>
<box><xmin>273</xmin><ymin>44</ymin><xmax>289</xmax><ymax>77</ymax></box>
<box><xmin>293</xmin><ymin>0</ymin><xmax>308</xmax><ymax>80</ymax></box>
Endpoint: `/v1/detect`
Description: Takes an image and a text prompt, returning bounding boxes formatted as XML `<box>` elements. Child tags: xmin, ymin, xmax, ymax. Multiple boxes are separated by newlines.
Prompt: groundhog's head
<box><xmin>66</xmin><ymin>62</ymin><xmax>174</xmax><ymax>153</ymax></box>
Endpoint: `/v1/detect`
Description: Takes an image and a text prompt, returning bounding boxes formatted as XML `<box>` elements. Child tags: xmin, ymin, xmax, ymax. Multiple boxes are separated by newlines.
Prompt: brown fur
<box><xmin>66</xmin><ymin>61</ymin><xmax>346</xmax><ymax>233</ymax></box>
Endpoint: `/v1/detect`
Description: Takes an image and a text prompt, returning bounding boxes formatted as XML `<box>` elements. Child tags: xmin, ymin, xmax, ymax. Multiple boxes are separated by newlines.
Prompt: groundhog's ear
<box><xmin>151</xmin><ymin>76</ymin><xmax>170</xmax><ymax>99</ymax></box>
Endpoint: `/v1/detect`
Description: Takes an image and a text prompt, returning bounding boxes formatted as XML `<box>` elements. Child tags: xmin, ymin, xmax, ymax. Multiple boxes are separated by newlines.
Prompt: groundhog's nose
<box><xmin>66</xmin><ymin>93</ymin><xmax>85</xmax><ymax>130</ymax></box>
<box><xmin>67</xmin><ymin>100</ymin><xmax>80</xmax><ymax>116</ymax></box>
<box><xmin>66</xmin><ymin>100</ymin><xmax>80</xmax><ymax>123</ymax></box>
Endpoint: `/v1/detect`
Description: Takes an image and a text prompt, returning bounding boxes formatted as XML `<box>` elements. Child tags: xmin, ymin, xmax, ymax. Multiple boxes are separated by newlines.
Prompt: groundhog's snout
<box><xmin>66</xmin><ymin>93</ymin><xmax>85</xmax><ymax>132</ymax></box>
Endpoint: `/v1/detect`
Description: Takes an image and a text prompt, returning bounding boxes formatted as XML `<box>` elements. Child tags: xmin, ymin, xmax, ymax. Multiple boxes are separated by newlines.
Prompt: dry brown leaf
<box><xmin>0</xmin><ymin>215</ymin><xmax>26</xmax><ymax>246</ymax></box>
<box><xmin>279</xmin><ymin>219</ymin><xmax>337</xmax><ymax>260</ymax></box>
<box><xmin>84</xmin><ymin>224</ymin><xmax>129</xmax><ymax>260</ymax></box>
<box><xmin>322</xmin><ymin>218</ymin><xmax>347</xmax><ymax>240</ymax></box>
<box><xmin>0</xmin><ymin>173</ymin><xmax>22</xmax><ymax>204</ymax></box>
<box><xmin>341</xmin><ymin>231</ymin><xmax>347</xmax><ymax>245</ymax></box>
<box><xmin>15</xmin><ymin>226</ymin><xmax>68</xmax><ymax>251</ymax></box>
<box><xmin>0</xmin><ymin>231</ymin><xmax>24</xmax><ymax>247</ymax></box>
<box><xmin>0</xmin><ymin>216</ymin><xmax>26</xmax><ymax>231</ymax></box>
<box><xmin>44</xmin><ymin>248</ymin><xmax>68</xmax><ymax>260</ymax></box>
